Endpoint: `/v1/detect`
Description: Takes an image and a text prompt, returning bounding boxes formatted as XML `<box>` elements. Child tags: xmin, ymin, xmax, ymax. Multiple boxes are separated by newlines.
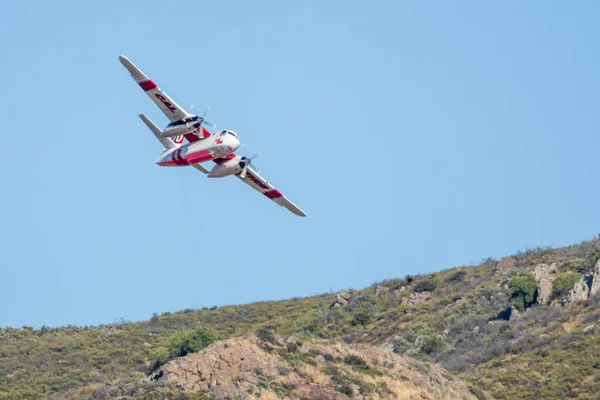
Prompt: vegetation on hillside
<box><xmin>2</xmin><ymin>238</ymin><xmax>600</xmax><ymax>399</ymax></box>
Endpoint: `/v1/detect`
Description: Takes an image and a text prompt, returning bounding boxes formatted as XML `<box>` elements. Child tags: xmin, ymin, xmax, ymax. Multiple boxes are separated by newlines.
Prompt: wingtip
<box><xmin>119</xmin><ymin>55</ymin><xmax>134</xmax><ymax>70</ymax></box>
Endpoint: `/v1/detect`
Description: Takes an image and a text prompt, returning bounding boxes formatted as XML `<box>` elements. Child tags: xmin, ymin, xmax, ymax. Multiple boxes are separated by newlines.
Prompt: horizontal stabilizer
<box><xmin>139</xmin><ymin>113</ymin><xmax>176</xmax><ymax>149</ymax></box>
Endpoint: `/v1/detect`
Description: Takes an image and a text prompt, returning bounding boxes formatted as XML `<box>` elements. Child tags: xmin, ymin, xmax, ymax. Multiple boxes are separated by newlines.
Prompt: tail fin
<box><xmin>138</xmin><ymin>114</ymin><xmax>184</xmax><ymax>149</ymax></box>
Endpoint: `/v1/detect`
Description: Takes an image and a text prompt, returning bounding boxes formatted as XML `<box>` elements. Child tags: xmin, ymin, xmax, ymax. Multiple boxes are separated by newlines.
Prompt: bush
<box><xmin>448</xmin><ymin>270</ymin><xmax>466</xmax><ymax>283</ymax></box>
<box><xmin>509</xmin><ymin>274</ymin><xmax>538</xmax><ymax>311</ymax></box>
<box><xmin>257</xmin><ymin>325</ymin><xmax>277</xmax><ymax>343</ymax></box>
<box><xmin>148</xmin><ymin>347</ymin><xmax>170</xmax><ymax>371</ymax></box>
<box><xmin>414</xmin><ymin>280</ymin><xmax>436</xmax><ymax>293</ymax></box>
<box><xmin>552</xmin><ymin>272</ymin><xmax>580</xmax><ymax>300</ymax></box>
<box><xmin>170</xmin><ymin>326</ymin><xmax>219</xmax><ymax>357</ymax></box>
<box><xmin>344</xmin><ymin>354</ymin><xmax>367</xmax><ymax>367</ymax></box>
<box><xmin>351</xmin><ymin>307</ymin><xmax>373</xmax><ymax>326</ymax></box>
<box><xmin>420</xmin><ymin>335</ymin><xmax>442</xmax><ymax>355</ymax></box>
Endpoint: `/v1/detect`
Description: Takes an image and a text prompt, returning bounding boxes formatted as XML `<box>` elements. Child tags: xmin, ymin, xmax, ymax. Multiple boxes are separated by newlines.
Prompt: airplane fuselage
<box><xmin>156</xmin><ymin>130</ymin><xmax>240</xmax><ymax>167</ymax></box>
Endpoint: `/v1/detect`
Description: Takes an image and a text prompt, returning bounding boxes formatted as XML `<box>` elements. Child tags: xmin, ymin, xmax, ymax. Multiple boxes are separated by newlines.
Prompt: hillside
<box><xmin>154</xmin><ymin>336</ymin><xmax>475</xmax><ymax>399</ymax></box>
<box><xmin>2</xmin><ymin>237</ymin><xmax>600</xmax><ymax>399</ymax></box>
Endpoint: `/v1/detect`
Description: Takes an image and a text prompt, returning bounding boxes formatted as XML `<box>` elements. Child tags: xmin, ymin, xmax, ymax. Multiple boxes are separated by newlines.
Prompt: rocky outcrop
<box><xmin>566</xmin><ymin>276</ymin><xmax>590</xmax><ymax>304</ymax></box>
<box><xmin>533</xmin><ymin>263</ymin><xmax>557</xmax><ymax>305</ymax></box>
<box><xmin>375</xmin><ymin>285</ymin><xmax>389</xmax><ymax>297</ymax></box>
<box><xmin>583</xmin><ymin>325</ymin><xmax>597</xmax><ymax>334</ymax></box>
<box><xmin>495</xmin><ymin>257</ymin><xmax>516</xmax><ymax>276</ymax></box>
<box><xmin>402</xmin><ymin>291</ymin><xmax>430</xmax><ymax>306</ymax></box>
<box><xmin>155</xmin><ymin>336</ymin><xmax>477</xmax><ymax>400</ymax></box>
<box><xmin>590</xmin><ymin>259</ymin><xmax>600</xmax><ymax>297</ymax></box>
<box><xmin>331</xmin><ymin>290</ymin><xmax>351</xmax><ymax>308</ymax></box>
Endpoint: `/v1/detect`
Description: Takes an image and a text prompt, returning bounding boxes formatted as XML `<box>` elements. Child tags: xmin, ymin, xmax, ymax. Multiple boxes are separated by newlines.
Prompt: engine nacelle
<box><xmin>160</xmin><ymin>115</ymin><xmax>203</xmax><ymax>138</ymax></box>
<box><xmin>207</xmin><ymin>157</ymin><xmax>242</xmax><ymax>178</ymax></box>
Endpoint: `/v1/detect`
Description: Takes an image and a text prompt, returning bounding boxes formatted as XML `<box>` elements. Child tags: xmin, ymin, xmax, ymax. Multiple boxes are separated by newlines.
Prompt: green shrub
<box><xmin>351</xmin><ymin>307</ymin><xmax>373</xmax><ymax>326</ymax></box>
<box><xmin>414</xmin><ymin>280</ymin><xmax>436</xmax><ymax>293</ymax></box>
<box><xmin>344</xmin><ymin>354</ymin><xmax>367</xmax><ymax>367</ymax></box>
<box><xmin>420</xmin><ymin>335</ymin><xmax>442</xmax><ymax>355</ymax></box>
<box><xmin>438</xmin><ymin>297</ymin><xmax>452</xmax><ymax>307</ymax></box>
<box><xmin>509</xmin><ymin>274</ymin><xmax>537</xmax><ymax>311</ymax></box>
<box><xmin>148</xmin><ymin>347</ymin><xmax>170</xmax><ymax>371</ymax></box>
<box><xmin>448</xmin><ymin>270</ymin><xmax>466</xmax><ymax>283</ymax></box>
<box><xmin>170</xmin><ymin>326</ymin><xmax>219</xmax><ymax>357</ymax></box>
<box><xmin>257</xmin><ymin>325</ymin><xmax>277</xmax><ymax>343</ymax></box>
<box><xmin>552</xmin><ymin>272</ymin><xmax>580</xmax><ymax>299</ymax></box>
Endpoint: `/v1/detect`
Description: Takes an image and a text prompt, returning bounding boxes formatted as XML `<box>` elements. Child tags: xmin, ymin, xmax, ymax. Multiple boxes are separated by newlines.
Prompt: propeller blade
<box><xmin>203</xmin><ymin>120</ymin><xmax>216</xmax><ymax>130</ymax></box>
<box><xmin>203</xmin><ymin>105</ymin><xmax>211</xmax><ymax>118</ymax></box>
<box><xmin>250</xmin><ymin>151</ymin><xmax>262</xmax><ymax>160</ymax></box>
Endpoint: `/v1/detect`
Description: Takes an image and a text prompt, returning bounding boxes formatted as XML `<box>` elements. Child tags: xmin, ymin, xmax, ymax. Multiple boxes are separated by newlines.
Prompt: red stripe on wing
<box><xmin>139</xmin><ymin>80</ymin><xmax>158</xmax><ymax>91</ymax></box>
<box><xmin>264</xmin><ymin>189</ymin><xmax>283</xmax><ymax>199</ymax></box>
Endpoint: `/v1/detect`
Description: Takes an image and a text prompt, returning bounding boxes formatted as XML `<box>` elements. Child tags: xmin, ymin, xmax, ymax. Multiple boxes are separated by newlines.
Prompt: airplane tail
<box><xmin>138</xmin><ymin>113</ymin><xmax>184</xmax><ymax>149</ymax></box>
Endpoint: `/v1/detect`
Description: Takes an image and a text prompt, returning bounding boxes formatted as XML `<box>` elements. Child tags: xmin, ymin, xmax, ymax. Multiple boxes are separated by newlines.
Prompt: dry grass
<box><xmin>562</xmin><ymin>316</ymin><xmax>583</xmax><ymax>333</ymax></box>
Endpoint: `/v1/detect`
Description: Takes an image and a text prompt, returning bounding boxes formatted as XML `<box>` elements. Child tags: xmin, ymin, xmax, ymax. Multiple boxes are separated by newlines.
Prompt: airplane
<box><xmin>119</xmin><ymin>55</ymin><xmax>306</xmax><ymax>217</ymax></box>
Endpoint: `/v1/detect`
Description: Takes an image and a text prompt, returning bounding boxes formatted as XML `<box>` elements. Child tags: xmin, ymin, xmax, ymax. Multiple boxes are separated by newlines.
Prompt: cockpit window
<box><xmin>227</xmin><ymin>131</ymin><xmax>236</xmax><ymax>137</ymax></box>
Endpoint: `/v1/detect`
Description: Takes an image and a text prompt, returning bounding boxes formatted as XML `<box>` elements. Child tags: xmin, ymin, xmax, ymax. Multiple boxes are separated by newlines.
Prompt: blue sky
<box><xmin>1</xmin><ymin>1</ymin><xmax>599</xmax><ymax>328</ymax></box>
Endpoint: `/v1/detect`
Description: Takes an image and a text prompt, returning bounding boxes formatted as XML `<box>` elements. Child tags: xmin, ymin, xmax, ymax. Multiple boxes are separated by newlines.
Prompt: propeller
<box><xmin>185</xmin><ymin>105</ymin><xmax>216</xmax><ymax>132</ymax></box>
<box><xmin>201</xmin><ymin>105</ymin><xmax>216</xmax><ymax>130</ymax></box>
<box><xmin>239</xmin><ymin>151</ymin><xmax>261</xmax><ymax>179</ymax></box>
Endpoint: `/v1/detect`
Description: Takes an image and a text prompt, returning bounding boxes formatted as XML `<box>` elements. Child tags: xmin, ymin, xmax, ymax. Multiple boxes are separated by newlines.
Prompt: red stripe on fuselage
<box><xmin>183</xmin><ymin>127</ymin><xmax>211</xmax><ymax>143</ymax></box>
<box><xmin>213</xmin><ymin>153</ymin><xmax>236</xmax><ymax>165</ymax></box>
<box><xmin>186</xmin><ymin>151</ymin><xmax>214</xmax><ymax>164</ymax></box>
<box><xmin>139</xmin><ymin>80</ymin><xmax>158</xmax><ymax>91</ymax></box>
<box><xmin>174</xmin><ymin>148</ymin><xmax>185</xmax><ymax>166</ymax></box>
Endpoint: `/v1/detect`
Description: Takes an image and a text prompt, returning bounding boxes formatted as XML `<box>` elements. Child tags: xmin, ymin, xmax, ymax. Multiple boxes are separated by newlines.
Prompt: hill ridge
<box><xmin>2</xmin><ymin>237</ymin><xmax>600</xmax><ymax>399</ymax></box>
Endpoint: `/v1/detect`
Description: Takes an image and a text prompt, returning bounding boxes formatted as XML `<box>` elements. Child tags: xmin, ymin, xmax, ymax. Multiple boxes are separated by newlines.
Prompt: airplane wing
<box><xmin>236</xmin><ymin>166</ymin><xmax>306</xmax><ymax>217</ymax></box>
<box><xmin>191</xmin><ymin>164</ymin><xmax>210</xmax><ymax>174</ymax></box>
<box><xmin>119</xmin><ymin>56</ymin><xmax>189</xmax><ymax>123</ymax></box>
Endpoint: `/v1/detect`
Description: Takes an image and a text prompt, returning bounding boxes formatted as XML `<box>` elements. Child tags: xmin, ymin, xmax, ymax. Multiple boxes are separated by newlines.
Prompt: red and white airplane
<box><xmin>119</xmin><ymin>56</ymin><xmax>306</xmax><ymax>217</ymax></box>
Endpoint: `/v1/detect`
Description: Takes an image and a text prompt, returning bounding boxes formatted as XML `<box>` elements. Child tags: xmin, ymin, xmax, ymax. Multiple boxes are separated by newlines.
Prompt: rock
<box><xmin>442</xmin><ymin>329</ymin><xmax>450</xmax><ymax>338</ymax></box>
<box><xmin>381</xmin><ymin>342</ymin><xmax>394</xmax><ymax>352</ymax></box>
<box><xmin>315</xmin><ymin>354</ymin><xmax>326</xmax><ymax>364</ymax></box>
<box><xmin>509</xmin><ymin>306</ymin><xmax>521</xmax><ymax>321</ymax></box>
<box><xmin>495</xmin><ymin>257</ymin><xmax>516</xmax><ymax>276</ymax></box>
<box><xmin>472</xmin><ymin>326</ymin><xmax>480</xmax><ymax>335</ymax></box>
<box><xmin>533</xmin><ymin>263</ymin><xmax>557</xmax><ymax>305</ymax></box>
<box><xmin>349</xmin><ymin>383</ymin><xmax>361</xmax><ymax>397</ymax></box>
<box><xmin>583</xmin><ymin>325</ymin><xmax>596</xmax><ymax>334</ymax></box>
<box><xmin>285</xmin><ymin>335</ymin><xmax>300</xmax><ymax>352</ymax></box>
<box><xmin>590</xmin><ymin>259</ymin><xmax>600</xmax><ymax>297</ymax></box>
<box><xmin>143</xmin><ymin>342</ymin><xmax>152</xmax><ymax>348</ymax></box>
<box><xmin>331</xmin><ymin>290</ymin><xmax>351</xmax><ymax>308</ymax></box>
<box><xmin>566</xmin><ymin>277</ymin><xmax>590</xmax><ymax>304</ymax></box>
<box><xmin>156</xmin><ymin>338</ymin><xmax>478</xmax><ymax>399</ymax></box>
<box><xmin>375</xmin><ymin>285</ymin><xmax>389</xmax><ymax>297</ymax></box>
<box><xmin>402</xmin><ymin>292</ymin><xmax>430</xmax><ymax>306</ymax></box>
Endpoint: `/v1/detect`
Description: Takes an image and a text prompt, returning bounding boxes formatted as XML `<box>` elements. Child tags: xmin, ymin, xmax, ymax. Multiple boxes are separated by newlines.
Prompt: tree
<box><xmin>148</xmin><ymin>347</ymin><xmax>170</xmax><ymax>372</ymax></box>
<box><xmin>420</xmin><ymin>335</ymin><xmax>442</xmax><ymax>355</ymax></box>
<box><xmin>170</xmin><ymin>326</ymin><xmax>220</xmax><ymax>357</ymax></box>
<box><xmin>414</xmin><ymin>280</ymin><xmax>436</xmax><ymax>293</ymax></box>
<box><xmin>509</xmin><ymin>274</ymin><xmax>537</xmax><ymax>311</ymax></box>
<box><xmin>552</xmin><ymin>272</ymin><xmax>580</xmax><ymax>300</ymax></box>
